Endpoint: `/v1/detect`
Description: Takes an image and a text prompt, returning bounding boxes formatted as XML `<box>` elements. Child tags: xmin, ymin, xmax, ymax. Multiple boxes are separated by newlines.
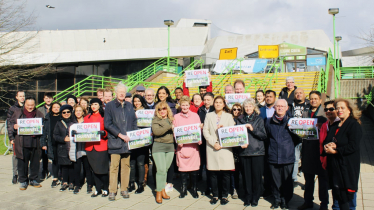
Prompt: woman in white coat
<box><xmin>203</xmin><ymin>96</ymin><xmax>235</xmax><ymax>205</ymax></box>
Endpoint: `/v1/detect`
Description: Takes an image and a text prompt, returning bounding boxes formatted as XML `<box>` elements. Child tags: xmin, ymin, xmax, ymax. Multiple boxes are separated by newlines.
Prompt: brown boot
<box><xmin>161</xmin><ymin>189</ymin><xmax>170</xmax><ymax>200</ymax></box>
<box><xmin>144</xmin><ymin>164</ymin><xmax>149</xmax><ymax>186</ymax></box>
<box><xmin>156</xmin><ymin>191</ymin><xmax>162</xmax><ymax>204</ymax></box>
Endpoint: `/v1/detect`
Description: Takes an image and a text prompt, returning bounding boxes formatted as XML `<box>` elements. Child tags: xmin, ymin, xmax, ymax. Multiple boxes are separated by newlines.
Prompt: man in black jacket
<box><xmin>6</xmin><ymin>90</ymin><xmax>25</xmax><ymax>184</ymax></box>
<box><xmin>279</xmin><ymin>77</ymin><xmax>297</xmax><ymax>106</ymax></box>
<box><xmin>298</xmin><ymin>91</ymin><xmax>328</xmax><ymax>210</ymax></box>
<box><xmin>265</xmin><ymin>99</ymin><xmax>300</xmax><ymax>209</ymax></box>
<box><xmin>197</xmin><ymin>92</ymin><xmax>214</xmax><ymax>196</ymax></box>
<box><xmin>145</xmin><ymin>88</ymin><xmax>156</xmax><ymax>109</ymax></box>
<box><xmin>105</xmin><ymin>82</ymin><xmax>137</xmax><ymax>201</ymax></box>
<box><xmin>8</xmin><ymin>97</ymin><xmax>44</xmax><ymax>190</ymax></box>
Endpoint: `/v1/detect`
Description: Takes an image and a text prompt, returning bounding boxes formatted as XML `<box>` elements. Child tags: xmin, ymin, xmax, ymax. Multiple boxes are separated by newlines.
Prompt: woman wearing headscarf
<box><xmin>84</xmin><ymin>98</ymin><xmax>109</xmax><ymax>197</ymax></box>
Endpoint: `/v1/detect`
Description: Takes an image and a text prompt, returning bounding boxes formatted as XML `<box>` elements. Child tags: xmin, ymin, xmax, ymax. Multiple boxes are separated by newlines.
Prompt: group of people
<box><xmin>6</xmin><ymin>76</ymin><xmax>362</xmax><ymax>210</ymax></box>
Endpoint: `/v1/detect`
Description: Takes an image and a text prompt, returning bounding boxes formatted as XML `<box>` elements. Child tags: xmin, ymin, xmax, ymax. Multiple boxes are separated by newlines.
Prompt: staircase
<box><xmin>148</xmin><ymin>71</ymin><xmax>320</xmax><ymax>97</ymax></box>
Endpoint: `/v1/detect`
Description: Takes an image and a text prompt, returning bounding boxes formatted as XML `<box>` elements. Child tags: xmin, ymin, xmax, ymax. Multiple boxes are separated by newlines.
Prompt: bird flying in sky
<box><xmin>46</xmin><ymin>5</ymin><xmax>55</xmax><ymax>9</ymax></box>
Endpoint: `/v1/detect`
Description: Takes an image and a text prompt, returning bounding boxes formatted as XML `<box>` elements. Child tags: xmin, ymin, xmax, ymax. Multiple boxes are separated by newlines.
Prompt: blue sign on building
<box><xmin>253</xmin><ymin>59</ymin><xmax>268</xmax><ymax>72</ymax></box>
<box><xmin>307</xmin><ymin>57</ymin><xmax>326</xmax><ymax>66</ymax></box>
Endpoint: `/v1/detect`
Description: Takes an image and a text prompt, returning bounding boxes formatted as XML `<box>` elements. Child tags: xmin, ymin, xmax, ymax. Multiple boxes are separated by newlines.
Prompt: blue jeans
<box><xmin>293</xmin><ymin>143</ymin><xmax>302</xmax><ymax>181</ymax></box>
<box><xmin>332</xmin><ymin>192</ymin><xmax>357</xmax><ymax>210</ymax></box>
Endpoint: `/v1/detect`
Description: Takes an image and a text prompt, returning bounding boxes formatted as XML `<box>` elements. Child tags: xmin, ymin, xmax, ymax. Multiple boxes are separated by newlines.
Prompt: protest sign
<box><xmin>218</xmin><ymin>125</ymin><xmax>248</xmax><ymax>147</ymax></box>
<box><xmin>185</xmin><ymin>69</ymin><xmax>210</xmax><ymax>87</ymax></box>
<box><xmin>136</xmin><ymin>109</ymin><xmax>155</xmax><ymax>127</ymax></box>
<box><xmin>71</xmin><ymin>123</ymin><xmax>101</xmax><ymax>142</ymax></box>
<box><xmin>288</xmin><ymin>118</ymin><xmax>319</xmax><ymax>140</ymax></box>
<box><xmin>128</xmin><ymin>128</ymin><xmax>153</xmax><ymax>150</ymax></box>
<box><xmin>173</xmin><ymin>123</ymin><xmax>201</xmax><ymax>144</ymax></box>
<box><xmin>225</xmin><ymin>94</ymin><xmax>251</xmax><ymax>109</ymax></box>
<box><xmin>17</xmin><ymin>118</ymin><xmax>43</xmax><ymax>135</ymax></box>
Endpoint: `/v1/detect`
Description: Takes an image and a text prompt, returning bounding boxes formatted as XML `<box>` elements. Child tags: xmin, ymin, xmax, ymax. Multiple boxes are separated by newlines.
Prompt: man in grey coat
<box><xmin>105</xmin><ymin>82</ymin><xmax>137</xmax><ymax>201</ymax></box>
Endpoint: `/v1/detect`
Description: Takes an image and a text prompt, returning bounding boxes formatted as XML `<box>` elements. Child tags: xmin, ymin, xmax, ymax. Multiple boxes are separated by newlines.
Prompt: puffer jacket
<box><xmin>104</xmin><ymin>99</ymin><xmax>137</xmax><ymax>154</ymax></box>
<box><xmin>279</xmin><ymin>86</ymin><xmax>297</xmax><ymax>106</ymax></box>
<box><xmin>151</xmin><ymin>117</ymin><xmax>173</xmax><ymax>144</ymax></box>
<box><xmin>265</xmin><ymin>114</ymin><xmax>301</xmax><ymax>164</ymax></box>
<box><xmin>236</xmin><ymin>113</ymin><xmax>267</xmax><ymax>156</ymax></box>
<box><xmin>40</xmin><ymin>113</ymin><xmax>54</xmax><ymax>160</ymax></box>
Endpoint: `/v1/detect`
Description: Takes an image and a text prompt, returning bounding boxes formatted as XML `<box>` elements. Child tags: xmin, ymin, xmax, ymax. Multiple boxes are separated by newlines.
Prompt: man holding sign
<box><xmin>183</xmin><ymin>70</ymin><xmax>212</xmax><ymax>98</ymax></box>
<box><xmin>8</xmin><ymin>97</ymin><xmax>44</xmax><ymax>190</ymax></box>
<box><xmin>172</xmin><ymin>96</ymin><xmax>202</xmax><ymax>199</ymax></box>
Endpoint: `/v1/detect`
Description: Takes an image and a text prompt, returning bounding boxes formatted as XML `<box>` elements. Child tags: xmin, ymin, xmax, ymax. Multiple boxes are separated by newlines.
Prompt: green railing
<box><xmin>124</xmin><ymin>57</ymin><xmax>178</xmax><ymax>90</ymax></box>
<box><xmin>212</xmin><ymin>58</ymin><xmax>243</xmax><ymax>95</ymax></box>
<box><xmin>340</xmin><ymin>66</ymin><xmax>374</xmax><ymax>79</ymax></box>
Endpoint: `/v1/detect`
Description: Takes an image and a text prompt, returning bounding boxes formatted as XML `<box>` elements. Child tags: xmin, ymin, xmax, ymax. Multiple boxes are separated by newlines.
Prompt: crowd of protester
<box><xmin>6</xmin><ymin>75</ymin><xmax>362</xmax><ymax>210</ymax></box>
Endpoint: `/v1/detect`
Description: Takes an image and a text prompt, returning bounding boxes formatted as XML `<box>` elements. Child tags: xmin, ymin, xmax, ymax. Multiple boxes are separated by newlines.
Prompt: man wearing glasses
<box><xmin>297</xmin><ymin>91</ymin><xmax>328</xmax><ymax>210</ymax></box>
<box><xmin>265</xmin><ymin>99</ymin><xmax>300</xmax><ymax>209</ymax></box>
<box><xmin>279</xmin><ymin>77</ymin><xmax>297</xmax><ymax>106</ymax></box>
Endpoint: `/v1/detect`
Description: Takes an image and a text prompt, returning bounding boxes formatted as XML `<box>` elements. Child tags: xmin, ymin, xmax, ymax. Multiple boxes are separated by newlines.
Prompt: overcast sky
<box><xmin>25</xmin><ymin>0</ymin><xmax>374</xmax><ymax>51</ymax></box>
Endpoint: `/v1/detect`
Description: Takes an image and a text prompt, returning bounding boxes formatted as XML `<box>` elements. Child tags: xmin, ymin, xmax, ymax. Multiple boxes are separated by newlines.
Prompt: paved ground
<box><xmin>0</xmin><ymin>115</ymin><xmax>373</xmax><ymax>210</ymax></box>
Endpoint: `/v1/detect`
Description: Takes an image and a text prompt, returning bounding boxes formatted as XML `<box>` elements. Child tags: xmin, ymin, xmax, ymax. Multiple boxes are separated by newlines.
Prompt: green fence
<box><xmin>340</xmin><ymin>66</ymin><xmax>374</xmax><ymax>79</ymax></box>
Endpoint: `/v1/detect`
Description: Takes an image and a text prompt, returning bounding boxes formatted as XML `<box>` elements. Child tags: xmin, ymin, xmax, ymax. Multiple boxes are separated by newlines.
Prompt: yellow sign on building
<box><xmin>258</xmin><ymin>45</ymin><xmax>279</xmax><ymax>59</ymax></box>
<box><xmin>219</xmin><ymin>47</ymin><xmax>238</xmax><ymax>60</ymax></box>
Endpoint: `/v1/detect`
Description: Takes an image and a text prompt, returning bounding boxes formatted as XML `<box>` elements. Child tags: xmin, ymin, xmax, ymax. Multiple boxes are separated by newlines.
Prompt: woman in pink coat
<box><xmin>173</xmin><ymin>95</ymin><xmax>202</xmax><ymax>199</ymax></box>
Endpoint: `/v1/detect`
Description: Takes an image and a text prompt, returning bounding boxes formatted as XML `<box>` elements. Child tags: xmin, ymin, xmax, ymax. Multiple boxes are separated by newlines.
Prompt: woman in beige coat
<box><xmin>203</xmin><ymin>96</ymin><xmax>235</xmax><ymax>205</ymax></box>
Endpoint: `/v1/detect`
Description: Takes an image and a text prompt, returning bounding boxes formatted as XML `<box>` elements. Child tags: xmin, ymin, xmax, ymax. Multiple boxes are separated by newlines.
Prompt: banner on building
<box><xmin>213</xmin><ymin>59</ymin><xmax>268</xmax><ymax>74</ymax></box>
<box><xmin>128</xmin><ymin>128</ymin><xmax>153</xmax><ymax>150</ymax></box>
<box><xmin>279</xmin><ymin>42</ymin><xmax>307</xmax><ymax>56</ymax></box>
<box><xmin>288</xmin><ymin>118</ymin><xmax>319</xmax><ymax>140</ymax></box>
<box><xmin>185</xmin><ymin>69</ymin><xmax>210</xmax><ymax>87</ymax></box>
<box><xmin>219</xmin><ymin>47</ymin><xmax>238</xmax><ymax>60</ymax></box>
<box><xmin>225</xmin><ymin>93</ymin><xmax>251</xmax><ymax>109</ymax></box>
<box><xmin>17</xmin><ymin>118</ymin><xmax>43</xmax><ymax>135</ymax></box>
<box><xmin>258</xmin><ymin>45</ymin><xmax>279</xmax><ymax>59</ymax></box>
<box><xmin>173</xmin><ymin>123</ymin><xmax>201</xmax><ymax>144</ymax></box>
<box><xmin>307</xmin><ymin>57</ymin><xmax>326</xmax><ymax>66</ymax></box>
<box><xmin>71</xmin><ymin>123</ymin><xmax>101</xmax><ymax>142</ymax></box>
<box><xmin>136</xmin><ymin>109</ymin><xmax>155</xmax><ymax>127</ymax></box>
<box><xmin>218</xmin><ymin>125</ymin><xmax>249</xmax><ymax>147</ymax></box>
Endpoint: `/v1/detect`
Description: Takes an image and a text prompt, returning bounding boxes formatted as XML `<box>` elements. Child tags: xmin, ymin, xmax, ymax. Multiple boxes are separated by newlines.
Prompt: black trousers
<box><xmin>93</xmin><ymin>173</ymin><xmax>109</xmax><ymax>192</ymax></box>
<box><xmin>41</xmin><ymin>150</ymin><xmax>48</xmax><ymax>172</ymax></box>
<box><xmin>269</xmin><ymin>163</ymin><xmax>294</xmax><ymax>204</ymax></box>
<box><xmin>263</xmin><ymin>156</ymin><xmax>272</xmax><ymax>194</ymax></box>
<box><xmin>167</xmin><ymin>154</ymin><xmax>176</xmax><ymax>184</ymax></box>
<box><xmin>304</xmin><ymin>172</ymin><xmax>329</xmax><ymax>208</ymax></box>
<box><xmin>17</xmin><ymin>147</ymin><xmax>40</xmax><ymax>183</ymax></box>
<box><xmin>51</xmin><ymin>160</ymin><xmax>60</xmax><ymax>179</ymax></box>
<box><xmin>61</xmin><ymin>164</ymin><xmax>74</xmax><ymax>184</ymax></box>
<box><xmin>130</xmin><ymin>148</ymin><xmax>146</xmax><ymax>183</ymax></box>
<box><xmin>240</xmin><ymin>156</ymin><xmax>264</xmax><ymax>202</ymax></box>
<box><xmin>74</xmin><ymin>156</ymin><xmax>93</xmax><ymax>187</ymax></box>
<box><xmin>210</xmin><ymin>170</ymin><xmax>230</xmax><ymax>198</ymax></box>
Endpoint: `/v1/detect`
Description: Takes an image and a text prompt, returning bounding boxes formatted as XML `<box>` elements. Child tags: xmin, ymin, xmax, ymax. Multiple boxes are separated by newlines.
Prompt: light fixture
<box><xmin>328</xmin><ymin>8</ymin><xmax>339</xmax><ymax>15</ymax></box>
<box><xmin>164</xmin><ymin>20</ymin><xmax>174</xmax><ymax>26</ymax></box>
<box><xmin>335</xmin><ymin>36</ymin><xmax>342</xmax><ymax>42</ymax></box>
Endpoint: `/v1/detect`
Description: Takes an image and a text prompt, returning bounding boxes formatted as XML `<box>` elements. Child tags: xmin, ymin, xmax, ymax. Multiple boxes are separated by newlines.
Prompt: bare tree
<box><xmin>0</xmin><ymin>0</ymin><xmax>55</xmax><ymax>108</ymax></box>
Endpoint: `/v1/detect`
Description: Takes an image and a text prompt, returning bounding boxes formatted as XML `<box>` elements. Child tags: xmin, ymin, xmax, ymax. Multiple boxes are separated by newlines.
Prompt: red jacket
<box><xmin>182</xmin><ymin>81</ymin><xmax>213</xmax><ymax>97</ymax></box>
<box><xmin>189</xmin><ymin>102</ymin><xmax>204</xmax><ymax>113</ymax></box>
<box><xmin>84</xmin><ymin>112</ymin><xmax>108</xmax><ymax>152</ymax></box>
<box><xmin>319</xmin><ymin>118</ymin><xmax>340</xmax><ymax>169</ymax></box>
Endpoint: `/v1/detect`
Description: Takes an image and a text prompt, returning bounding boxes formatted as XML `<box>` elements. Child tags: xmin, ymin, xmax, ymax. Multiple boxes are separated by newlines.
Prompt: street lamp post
<box><xmin>328</xmin><ymin>8</ymin><xmax>339</xmax><ymax>68</ymax></box>
<box><xmin>335</xmin><ymin>36</ymin><xmax>342</xmax><ymax>97</ymax></box>
<box><xmin>164</xmin><ymin>20</ymin><xmax>174</xmax><ymax>72</ymax></box>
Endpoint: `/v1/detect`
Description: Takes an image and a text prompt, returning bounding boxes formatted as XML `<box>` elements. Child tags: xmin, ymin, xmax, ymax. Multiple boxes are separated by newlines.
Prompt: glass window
<box><xmin>76</xmin><ymin>65</ymin><xmax>93</xmax><ymax>83</ymax></box>
<box><xmin>57</xmin><ymin>66</ymin><xmax>75</xmax><ymax>91</ymax></box>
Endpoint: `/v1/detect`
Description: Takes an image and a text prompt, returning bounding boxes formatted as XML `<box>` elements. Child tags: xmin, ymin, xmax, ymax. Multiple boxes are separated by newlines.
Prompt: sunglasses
<box><xmin>158</xmin><ymin>107</ymin><xmax>167</xmax><ymax>111</ymax></box>
<box><xmin>62</xmin><ymin>111</ymin><xmax>71</xmax><ymax>114</ymax></box>
<box><xmin>232</xmin><ymin>109</ymin><xmax>241</xmax><ymax>112</ymax></box>
<box><xmin>324</xmin><ymin>108</ymin><xmax>335</xmax><ymax>112</ymax></box>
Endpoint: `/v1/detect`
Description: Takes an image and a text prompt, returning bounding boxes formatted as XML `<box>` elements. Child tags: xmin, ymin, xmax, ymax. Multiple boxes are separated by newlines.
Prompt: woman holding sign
<box><xmin>84</xmin><ymin>99</ymin><xmax>109</xmax><ymax>197</ymax></box>
<box><xmin>53</xmin><ymin>105</ymin><xmax>75</xmax><ymax>192</ymax></box>
<box><xmin>128</xmin><ymin>94</ymin><xmax>149</xmax><ymax>194</ymax></box>
<box><xmin>237</xmin><ymin>98</ymin><xmax>267</xmax><ymax>207</ymax></box>
<box><xmin>151</xmin><ymin>101</ymin><xmax>174</xmax><ymax>204</ymax></box>
<box><xmin>172</xmin><ymin>96</ymin><xmax>202</xmax><ymax>199</ymax></box>
<box><xmin>203</xmin><ymin>96</ymin><xmax>235</xmax><ymax>205</ymax></box>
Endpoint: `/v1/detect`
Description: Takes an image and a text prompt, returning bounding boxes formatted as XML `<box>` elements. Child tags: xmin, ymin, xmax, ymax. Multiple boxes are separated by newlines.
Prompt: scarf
<box><xmin>23</xmin><ymin>107</ymin><xmax>36</xmax><ymax>118</ymax></box>
<box><xmin>275</xmin><ymin>114</ymin><xmax>285</xmax><ymax>122</ymax></box>
<box><xmin>244</xmin><ymin>112</ymin><xmax>256</xmax><ymax>123</ymax></box>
